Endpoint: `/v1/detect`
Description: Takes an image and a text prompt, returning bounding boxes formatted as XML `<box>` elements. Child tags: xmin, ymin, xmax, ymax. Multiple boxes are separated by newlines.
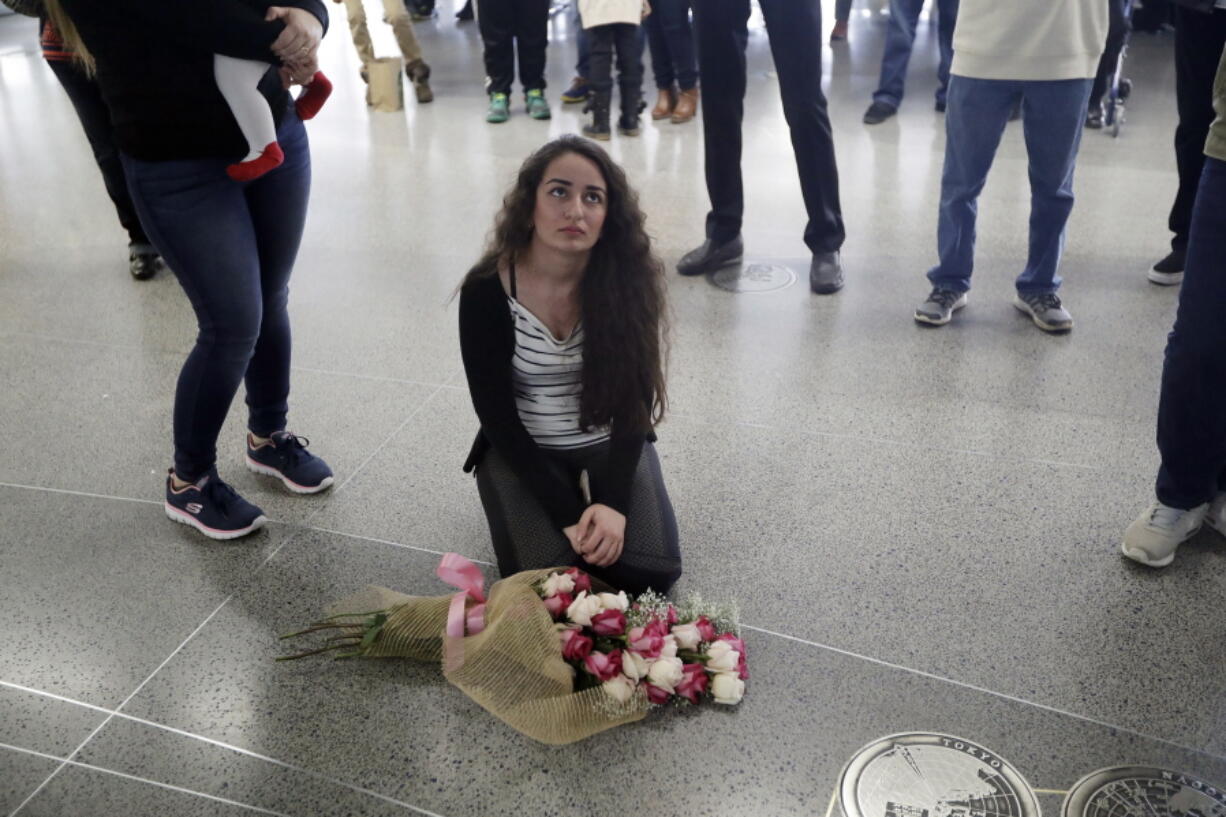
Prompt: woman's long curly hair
<box><xmin>463</xmin><ymin>136</ymin><xmax>669</xmax><ymax>434</ymax></box>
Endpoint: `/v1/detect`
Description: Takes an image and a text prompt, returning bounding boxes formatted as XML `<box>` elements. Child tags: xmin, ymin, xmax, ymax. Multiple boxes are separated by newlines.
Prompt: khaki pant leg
<box><xmin>382</xmin><ymin>0</ymin><xmax>425</xmax><ymax>65</ymax></box>
<box><xmin>343</xmin><ymin>0</ymin><xmax>377</xmax><ymax>64</ymax></box>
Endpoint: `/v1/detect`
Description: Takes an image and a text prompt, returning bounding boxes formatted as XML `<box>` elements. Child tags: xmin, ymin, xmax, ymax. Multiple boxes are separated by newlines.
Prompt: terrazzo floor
<box><xmin>2</xmin><ymin>1</ymin><xmax>1224</xmax><ymax>815</ymax></box>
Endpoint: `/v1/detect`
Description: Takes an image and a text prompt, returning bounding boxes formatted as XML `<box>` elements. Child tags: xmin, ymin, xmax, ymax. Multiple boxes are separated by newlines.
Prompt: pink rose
<box><xmin>560</xmin><ymin>628</ymin><xmax>593</xmax><ymax>662</ymax></box>
<box><xmin>643</xmin><ymin>682</ymin><xmax>672</xmax><ymax>705</ymax></box>
<box><xmin>565</xmin><ymin>567</ymin><xmax>592</xmax><ymax>594</ymax></box>
<box><xmin>583</xmin><ymin>649</ymin><xmax>623</xmax><ymax>682</ymax></box>
<box><xmin>675</xmin><ymin>663</ymin><xmax>709</xmax><ymax>703</ymax></box>
<box><xmin>717</xmin><ymin>633</ymin><xmax>749</xmax><ymax>679</ymax></box>
<box><xmin>695</xmin><ymin>616</ymin><xmax>716</xmax><ymax>643</ymax></box>
<box><xmin>627</xmin><ymin>619</ymin><xmax>667</xmax><ymax>659</ymax></box>
<box><xmin>543</xmin><ymin>592</ymin><xmax>574</xmax><ymax>619</ymax></box>
<box><xmin>591</xmin><ymin>608</ymin><xmax>626</xmax><ymax>636</ymax></box>
<box><xmin>666</xmin><ymin>605</ymin><xmax>679</xmax><ymax>626</ymax></box>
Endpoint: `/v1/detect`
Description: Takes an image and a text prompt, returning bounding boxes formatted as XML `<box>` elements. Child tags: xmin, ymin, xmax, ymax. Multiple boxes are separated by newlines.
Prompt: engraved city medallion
<box><xmin>1062</xmin><ymin>767</ymin><xmax>1226</xmax><ymax>817</ymax></box>
<box><xmin>710</xmin><ymin>262</ymin><xmax>797</xmax><ymax>293</ymax></box>
<box><xmin>839</xmin><ymin>733</ymin><xmax>1041</xmax><ymax>817</ymax></box>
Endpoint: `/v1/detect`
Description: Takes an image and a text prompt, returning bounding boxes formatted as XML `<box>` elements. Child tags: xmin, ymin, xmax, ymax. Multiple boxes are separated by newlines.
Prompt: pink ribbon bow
<box><xmin>437</xmin><ymin>553</ymin><xmax>487</xmax><ymax>638</ymax></box>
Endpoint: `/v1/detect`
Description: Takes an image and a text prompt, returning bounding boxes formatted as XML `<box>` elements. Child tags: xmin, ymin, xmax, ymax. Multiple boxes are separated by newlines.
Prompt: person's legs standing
<box><xmin>1166</xmin><ymin>8</ymin><xmax>1226</xmax><ymax>260</ymax></box>
<box><xmin>341</xmin><ymin>0</ymin><xmax>377</xmax><ymax>66</ymax></box>
<box><xmin>614</xmin><ymin>23</ymin><xmax>646</xmax><ymax>129</ymax></box>
<box><xmin>477</xmin><ymin>0</ymin><xmax>515</xmax><ymax>95</ymax></box>
<box><xmin>870</xmin><ymin>0</ymin><xmax>925</xmax><ymax>112</ymax></box>
<box><xmin>241</xmin><ymin>111</ymin><xmax>310</xmax><ymax>438</ymax></box>
<box><xmin>1124</xmin><ymin>157</ymin><xmax>1226</xmax><ymax>566</ymax></box>
<box><xmin>645</xmin><ymin>4</ymin><xmax>676</xmax><ymax>91</ymax></box>
<box><xmin>1014</xmin><ymin>79</ymin><xmax>1092</xmax><ymax>297</ymax></box>
<box><xmin>588</xmin><ymin>24</ymin><xmax>616</xmax><ymax>96</ymax></box>
<box><xmin>934</xmin><ymin>0</ymin><xmax>958</xmax><ymax>108</ymax></box>
<box><xmin>760</xmin><ymin>0</ymin><xmax>845</xmax><ymax>255</ymax></box>
<box><xmin>832</xmin><ymin>0</ymin><xmax>852</xmax><ymax>40</ymax></box>
<box><xmin>382</xmin><ymin>0</ymin><xmax>425</xmax><ymax>64</ymax></box>
<box><xmin>1156</xmin><ymin>158</ymin><xmax>1226</xmax><ymax>510</ymax></box>
<box><xmin>925</xmin><ymin>76</ymin><xmax>1017</xmax><ymax>295</ymax></box>
<box><xmin>516</xmin><ymin>0</ymin><xmax>551</xmax><ymax>92</ymax></box>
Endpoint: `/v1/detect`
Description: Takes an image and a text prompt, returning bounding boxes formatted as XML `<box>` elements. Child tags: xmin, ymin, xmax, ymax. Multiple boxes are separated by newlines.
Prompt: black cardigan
<box><xmin>459</xmin><ymin>273</ymin><xmax>652</xmax><ymax>529</ymax></box>
<box><xmin>58</xmin><ymin>0</ymin><xmax>328</xmax><ymax>161</ymax></box>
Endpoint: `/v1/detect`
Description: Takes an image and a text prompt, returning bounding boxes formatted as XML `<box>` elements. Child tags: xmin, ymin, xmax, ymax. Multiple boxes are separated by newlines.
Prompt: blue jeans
<box><xmin>927</xmin><ymin>75</ymin><xmax>1092</xmax><ymax>295</ymax></box>
<box><xmin>574</xmin><ymin>5</ymin><xmax>591</xmax><ymax>78</ymax></box>
<box><xmin>872</xmin><ymin>0</ymin><xmax>957</xmax><ymax>108</ymax></box>
<box><xmin>121</xmin><ymin>110</ymin><xmax>311</xmax><ymax>482</ymax></box>
<box><xmin>1155</xmin><ymin>157</ymin><xmax>1226</xmax><ymax>509</ymax></box>
<box><xmin>646</xmin><ymin>0</ymin><xmax>698</xmax><ymax>90</ymax></box>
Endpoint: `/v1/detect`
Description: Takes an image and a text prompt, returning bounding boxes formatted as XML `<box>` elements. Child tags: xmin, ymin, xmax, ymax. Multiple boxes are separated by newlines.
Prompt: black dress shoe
<box><xmin>863</xmin><ymin>100</ymin><xmax>897</xmax><ymax>125</ymax></box>
<box><xmin>677</xmin><ymin>236</ymin><xmax>743</xmax><ymax>276</ymax></box>
<box><xmin>809</xmin><ymin>251</ymin><xmax>844</xmax><ymax>294</ymax></box>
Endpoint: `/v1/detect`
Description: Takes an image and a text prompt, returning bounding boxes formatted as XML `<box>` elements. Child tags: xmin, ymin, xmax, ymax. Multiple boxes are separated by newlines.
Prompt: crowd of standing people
<box><xmin>6</xmin><ymin>0</ymin><xmax>1226</xmax><ymax>584</ymax></box>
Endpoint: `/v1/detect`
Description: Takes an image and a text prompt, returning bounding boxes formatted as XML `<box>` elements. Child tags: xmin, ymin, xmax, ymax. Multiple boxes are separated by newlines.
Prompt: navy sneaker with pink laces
<box><xmin>245</xmin><ymin>431</ymin><xmax>334</xmax><ymax>494</ymax></box>
<box><xmin>164</xmin><ymin>467</ymin><xmax>267</xmax><ymax>540</ymax></box>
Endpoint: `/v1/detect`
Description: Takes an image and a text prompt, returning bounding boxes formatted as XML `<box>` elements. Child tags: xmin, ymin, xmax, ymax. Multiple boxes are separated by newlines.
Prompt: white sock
<box><xmin>213</xmin><ymin>54</ymin><xmax>277</xmax><ymax>162</ymax></box>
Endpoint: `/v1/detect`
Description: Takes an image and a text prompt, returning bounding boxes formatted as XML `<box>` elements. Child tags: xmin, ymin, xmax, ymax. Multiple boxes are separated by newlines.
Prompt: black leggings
<box><xmin>474</xmin><ymin>441</ymin><xmax>682</xmax><ymax>595</ymax></box>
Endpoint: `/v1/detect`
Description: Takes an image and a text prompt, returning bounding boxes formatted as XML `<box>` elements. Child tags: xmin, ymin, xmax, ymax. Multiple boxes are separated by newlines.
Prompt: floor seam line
<box><xmin>0</xmin><ymin>742</ymin><xmax>292</xmax><ymax>816</ymax></box>
<box><xmin>740</xmin><ymin>623</ymin><xmax>1225</xmax><ymax>762</ymax></box>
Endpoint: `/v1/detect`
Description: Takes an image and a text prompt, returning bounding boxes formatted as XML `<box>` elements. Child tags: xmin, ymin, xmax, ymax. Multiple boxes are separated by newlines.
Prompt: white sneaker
<box><xmin>1205</xmin><ymin>492</ymin><xmax>1226</xmax><ymax>536</ymax></box>
<box><xmin>1121</xmin><ymin>501</ymin><xmax>1209</xmax><ymax>567</ymax></box>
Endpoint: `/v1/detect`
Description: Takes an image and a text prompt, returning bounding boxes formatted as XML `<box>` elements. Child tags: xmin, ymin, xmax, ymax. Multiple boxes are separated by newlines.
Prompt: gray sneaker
<box><xmin>1014</xmin><ymin>292</ymin><xmax>1073</xmax><ymax>332</ymax></box>
<box><xmin>1122</xmin><ymin>501</ymin><xmax>1208</xmax><ymax>567</ymax></box>
<box><xmin>914</xmin><ymin>288</ymin><xmax>968</xmax><ymax>326</ymax></box>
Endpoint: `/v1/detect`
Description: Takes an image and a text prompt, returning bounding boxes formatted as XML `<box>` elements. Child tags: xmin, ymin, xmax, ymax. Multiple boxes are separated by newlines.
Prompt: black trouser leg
<box><xmin>1168</xmin><ymin>7</ymin><xmax>1226</xmax><ymax>252</ymax></box>
<box><xmin>515</xmin><ymin>0</ymin><xmax>551</xmax><ymax>91</ymax></box>
<box><xmin>1090</xmin><ymin>0</ymin><xmax>1130</xmax><ymax>109</ymax></box>
<box><xmin>47</xmin><ymin>59</ymin><xmax>149</xmax><ymax>245</ymax></box>
<box><xmin>760</xmin><ymin>0</ymin><xmax>844</xmax><ymax>253</ymax></box>
<box><xmin>477</xmin><ymin>0</ymin><xmax>515</xmax><ymax>94</ymax></box>
<box><xmin>588</xmin><ymin>24</ymin><xmax>616</xmax><ymax>93</ymax></box>
<box><xmin>692</xmin><ymin>0</ymin><xmax>750</xmax><ymax>245</ymax></box>
<box><xmin>613</xmin><ymin>23</ymin><xmax>645</xmax><ymax>114</ymax></box>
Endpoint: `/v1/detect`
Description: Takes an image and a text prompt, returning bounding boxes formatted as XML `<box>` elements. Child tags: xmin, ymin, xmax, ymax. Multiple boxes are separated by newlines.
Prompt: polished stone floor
<box><xmin>2</xmin><ymin>2</ymin><xmax>1224</xmax><ymax>815</ymax></box>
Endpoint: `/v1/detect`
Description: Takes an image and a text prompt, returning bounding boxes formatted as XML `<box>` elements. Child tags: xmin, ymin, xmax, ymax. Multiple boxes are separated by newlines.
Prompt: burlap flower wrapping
<box><xmin>285</xmin><ymin>569</ymin><xmax>649</xmax><ymax>745</ymax></box>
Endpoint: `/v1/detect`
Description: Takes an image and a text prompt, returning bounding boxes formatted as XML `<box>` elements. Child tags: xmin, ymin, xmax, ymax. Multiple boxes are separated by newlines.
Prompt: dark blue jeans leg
<box><xmin>651</xmin><ymin>0</ymin><xmax>697</xmax><ymax>90</ymax></box>
<box><xmin>574</xmin><ymin>5</ymin><xmax>591</xmax><ymax>79</ymax></box>
<box><xmin>872</xmin><ymin>0</ymin><xmax>924</xmax><ymax>108</ymax></box>
<box><xmin>645</xmin><ymin>5</ymin><xmax>675</xmax><ymax>88</ymax></box>
<box><xmin>121</xmin><ymin>112</ymin><xmax>310</xmax><ymax>481</ymax></box>
<box><xmin>1156</xmin><ymin>157</ymin><xmax>1226</xmax><ymax>509</ymax></box>
<box><xmin>927</xmin><ymin>76</ymin><xmax>1016</xmax><ymax>293</ymax></box>
<box><xmin>835</xmin><ymin>0</ymin><xmax>852</xmax><ymax>22</ymax></box>
<box><xmin>1016</xmin><ymin>79</ymin><xmax>1092</xmax><ymax>295</ymax></box>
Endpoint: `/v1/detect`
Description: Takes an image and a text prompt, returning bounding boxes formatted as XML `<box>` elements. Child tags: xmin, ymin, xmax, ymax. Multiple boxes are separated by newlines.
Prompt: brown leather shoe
<box><xmin>671</xmin><ymin>87</ymin><xmax>699</xmax><ymax>124</ymax></box>
<box><xmin>651</xmin><ymin>87</ymin><xmax>676</xmax><ymax>121</ymax></box>
<box><xmin>406</xmin><ymin>59</ymin><xmax>433</xmax><ymax>104</ymax></box>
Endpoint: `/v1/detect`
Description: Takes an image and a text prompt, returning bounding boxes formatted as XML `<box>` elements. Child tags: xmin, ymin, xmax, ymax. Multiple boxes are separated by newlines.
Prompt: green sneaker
<box><xmin>486</xmin><ymin>93</ymin><xmax>510</xmax><ymax>124</ymax></box>
<box><xmin>525</xmin><ymin>89</ymin><xmax>551</xmax><ymax>120</ymax></box>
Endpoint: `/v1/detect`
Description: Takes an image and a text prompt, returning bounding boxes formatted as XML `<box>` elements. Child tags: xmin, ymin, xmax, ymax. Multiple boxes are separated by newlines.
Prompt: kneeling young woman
<box><xmin>459</xmin><ymin>136</ymin><xmax>681</xmax><ymax>595</ymax></box>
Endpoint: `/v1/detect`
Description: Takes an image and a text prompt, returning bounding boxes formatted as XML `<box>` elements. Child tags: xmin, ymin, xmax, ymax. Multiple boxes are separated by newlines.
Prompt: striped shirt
<box><xmin>507</xmin><ymin>295</ymin><xmax>610</xmax><ymax>450</ymax></box>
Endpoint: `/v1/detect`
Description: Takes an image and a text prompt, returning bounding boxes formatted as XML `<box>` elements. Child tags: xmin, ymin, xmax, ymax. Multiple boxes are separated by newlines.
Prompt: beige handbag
<box><xmin>365</xmin><ymin>57</ymin><xmax>404</xmax><ymax>112</ymax></box>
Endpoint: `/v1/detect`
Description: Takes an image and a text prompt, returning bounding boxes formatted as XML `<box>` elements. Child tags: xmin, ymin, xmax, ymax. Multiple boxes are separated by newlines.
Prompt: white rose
<box><xmin>710</xmin><ymin>672</ymin><xmax>745</xmax><ymax>705</ymax></box>
<box><xmin>671</xmin><ymin>622</ymin><xmax>701</xmax><ymax>651</ymax></box>
<box><xmin>602</xmin><ymin>674</ymin><xmax>637</xmax><ymax>704</ymax></box>
<box><xmin>705</xmin><ymin>640</ymin><xmax>740</xmax><ymax>673</ymax></box>
<box><xmin>542</xmin><ymin>572</ymin><xmax>575</xmax><ymax>598</ymax></box>
<box><xmin>596</xmin><ymin>591</ymin><xmax>629</xmax><ymax>612</ymax></box>
<box><xmin>646</xmin><ymin>656</ymin><xmax>684</xmax><ymax>692</ymax></box>
<box><xmin>659</xmin><ymin>634</ymin><xmax>679</xmax><ymax>659</ymax></box>
<box><xmin>565</xmin><ymin>591</ymin><xmax>603</xmax><ymax>627</ymax></box>
<box><xmin>621</xmin><ymin>650</ymin><xmax>650</xmax><ymax>682</ymax></box>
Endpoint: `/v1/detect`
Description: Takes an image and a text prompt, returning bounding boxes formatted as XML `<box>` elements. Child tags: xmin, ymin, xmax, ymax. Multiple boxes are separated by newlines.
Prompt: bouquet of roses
<box><xmin>539</xmin><ymin>567</ymin><xmax>748</xmax><ymax>709</ymax></box>
<box><xmin>279</xmin><ymin>554</ymin><xmax>745</xmax><ymax>744</ymax></box>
